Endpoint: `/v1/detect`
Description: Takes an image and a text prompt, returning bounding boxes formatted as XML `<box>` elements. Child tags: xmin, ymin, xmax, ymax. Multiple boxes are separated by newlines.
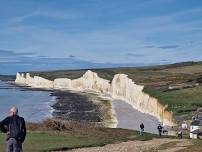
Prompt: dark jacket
<box><xmin>0</xmin><ymin>115</ymin><xmax>26</xmax><ymax>143</ymax></box>
<box><xmin>157</xmin><ymin>125</ymin><xmax>163</xmax><ymax>131</ymax></box>
<box><xmin>140</xmin><ymin>123</ymin><xmax>144</xmax><ymax>129</ymax></box>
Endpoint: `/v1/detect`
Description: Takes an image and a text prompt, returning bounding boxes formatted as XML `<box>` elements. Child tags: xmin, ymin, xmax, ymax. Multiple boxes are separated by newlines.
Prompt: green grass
<box><xmin>144</xmin><ymin>86</ymin><xmax>202</xmax><ymax>115</ymax></box>
<box><xmin>30</xmin><ymin>67</ymin><xmax>176</xmax><ymax>83</ymax></box>
<box><xmin>161</xmin><ymin>64</ymin><xmax>202</xmax><ymax>74</ymax></box>
<box><xmin>0</xmin><ymin>129</ymin><xmax>156</xmax><ymax>152</ymax></box>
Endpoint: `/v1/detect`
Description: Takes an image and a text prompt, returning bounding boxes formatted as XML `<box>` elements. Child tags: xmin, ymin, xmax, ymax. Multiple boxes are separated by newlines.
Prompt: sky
<box><xmin>0</xmin><ymin>0</ymin><xmax>202</xmax><ymax>74</ymax></box>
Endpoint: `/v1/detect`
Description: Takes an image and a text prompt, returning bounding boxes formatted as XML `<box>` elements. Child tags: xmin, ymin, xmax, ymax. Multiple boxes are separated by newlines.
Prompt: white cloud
<box><xmin>8</xmin><ymin>9</ymin><xmax>82</xmax><ymax>25</ymax></box>
<box><xmin>9</xmin><ymin>11</ymin><xmax>39</xmax><ymax>24</ymax></box>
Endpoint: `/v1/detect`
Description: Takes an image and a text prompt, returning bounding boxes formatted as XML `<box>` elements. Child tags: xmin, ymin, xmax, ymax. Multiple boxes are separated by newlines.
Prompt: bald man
<box><xmin>0</xmin><ymin>107</ymin><xmax>26</xmax><ymax>152</ymax></box>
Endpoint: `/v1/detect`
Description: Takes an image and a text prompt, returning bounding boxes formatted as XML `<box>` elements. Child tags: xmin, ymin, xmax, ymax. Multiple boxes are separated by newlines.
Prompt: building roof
<box><xmin>191</xmin><ymin>129</ymin><xmax>201</xmax><ymax>134</ymax></box>
<box><xmin>191</xmin><ymin>120</ymin><xmax>202</xmax><ymax>126</ymax></box>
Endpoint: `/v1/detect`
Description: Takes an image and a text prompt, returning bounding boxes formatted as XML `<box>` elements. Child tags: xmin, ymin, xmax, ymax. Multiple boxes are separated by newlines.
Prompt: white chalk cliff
<box><xmin>15</xmin><ymin>70</ymin><xmax>174</xmax><ymax>126</ymax></box>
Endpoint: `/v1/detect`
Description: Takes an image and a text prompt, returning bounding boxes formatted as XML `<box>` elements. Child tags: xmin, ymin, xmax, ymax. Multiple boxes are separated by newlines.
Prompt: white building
<box><xmin>181</xmin><ymin>122</ymin><xmax>188</xmax><ymax>129</ymax></box>
<box><xmin>190</xmin><ymin>119</ymin><xmax>202</xmax><ymax>139</ymax></box>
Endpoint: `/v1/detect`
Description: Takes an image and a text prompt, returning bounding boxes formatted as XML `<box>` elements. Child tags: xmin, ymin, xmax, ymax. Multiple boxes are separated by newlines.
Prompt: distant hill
<box><xmin>30</xmin><ymin>61</ymin><xmax>202</xmax><ymax>86</ymax></box>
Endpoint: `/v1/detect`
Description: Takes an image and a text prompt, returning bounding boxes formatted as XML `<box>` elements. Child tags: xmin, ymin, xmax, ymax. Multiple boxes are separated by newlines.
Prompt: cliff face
<box><xmin>32</xmin><ymin>76</ymin><xmax>53</xmax><ymax>88</ymax></box>
<box><xmin>15</xmin><ymin>73</ymin><xmax>26</xmax><ymax>84</ymax></box>
<box><xmin>54</xmin><ymin>78</ymin><xmax>71</xmax><ymax>89</ymax></box>
<box><xmin>15</xmin><ymin>73</ymin><xmax>53</xmax><ymax>88</ymax></box>
<box><xmin>15</xmin><ymin>70</ymin><xmax>174</xmax><ymax>126</ymax></box>
<box><xmin>71</xmin><ymin>71</ymin><xmax>111</xmax><ymax>93</ymax></box>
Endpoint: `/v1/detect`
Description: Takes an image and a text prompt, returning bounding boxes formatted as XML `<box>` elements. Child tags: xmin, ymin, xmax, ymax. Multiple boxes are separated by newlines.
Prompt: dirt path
<box><xmin>63</xmin><ymin>138</ymin><xmax>192</xmax><ymax>152</ymax></box>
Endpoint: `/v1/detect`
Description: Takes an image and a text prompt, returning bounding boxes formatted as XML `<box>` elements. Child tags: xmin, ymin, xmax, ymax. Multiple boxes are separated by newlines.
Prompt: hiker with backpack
<box><xmin>0</xmin><ymin>107</ymin><xmax>26</xmax><ymax>152</ymax></box>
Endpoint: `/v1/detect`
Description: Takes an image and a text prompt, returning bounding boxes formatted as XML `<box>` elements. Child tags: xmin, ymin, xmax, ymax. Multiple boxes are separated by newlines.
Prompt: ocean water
<box><xmin>0</xmin><ymin>80</ymin><xmax>55</xmax><ymax>122</ymax></box>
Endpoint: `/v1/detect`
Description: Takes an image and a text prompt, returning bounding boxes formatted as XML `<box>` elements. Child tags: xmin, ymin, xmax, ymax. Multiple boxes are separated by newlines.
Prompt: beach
<box><xmin>112</xmin><ymin>100</ymin><xmax>159</xmax><ymax>134</ymax></box>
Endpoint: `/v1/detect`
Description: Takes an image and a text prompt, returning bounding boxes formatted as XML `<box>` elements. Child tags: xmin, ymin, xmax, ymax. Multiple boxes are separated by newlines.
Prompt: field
<box><xmin>1</xmin><ymin>119</ymin><xmax>201</xmax><ymax>152</ymax></box>
<box><xmin>144</xmin><ymin>86</ymin><xmax>202</xmax><ymax>115</ymax></box>
<box><xmin>0</xmin><ymin>120</ymin><xmax>156</xmax><ymax>152</ymax></box>
<box><xmin>0</xmin><ymin>126</ymin><xmax>202</xmax><ymax>152</ymax></box>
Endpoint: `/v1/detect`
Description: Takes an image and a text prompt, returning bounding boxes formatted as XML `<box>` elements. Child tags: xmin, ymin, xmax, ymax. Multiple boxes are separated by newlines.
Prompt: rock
<box><xmin>15</xmin><ymin>73</ymin><xmax>26</xmax><ymax>84</ymax></box>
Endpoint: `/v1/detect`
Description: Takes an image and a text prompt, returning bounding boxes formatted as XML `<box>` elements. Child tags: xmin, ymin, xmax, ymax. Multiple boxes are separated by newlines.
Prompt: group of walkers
<box><xmin>139</xmin><ymin>123</ymin><xmax>163</xmax><ymax>136</ymax></box>
<box><xmin>140</xmin><ymin>123</ymin><xmax>184</xmax><ymax>139</ymax></box>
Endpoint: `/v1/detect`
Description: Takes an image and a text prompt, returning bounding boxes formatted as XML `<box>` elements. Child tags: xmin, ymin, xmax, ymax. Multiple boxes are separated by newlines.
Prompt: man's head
<box><xmin>9</xmin><ymin>107</ymin><xmax>18</xmax><ymax>116</ymax></box>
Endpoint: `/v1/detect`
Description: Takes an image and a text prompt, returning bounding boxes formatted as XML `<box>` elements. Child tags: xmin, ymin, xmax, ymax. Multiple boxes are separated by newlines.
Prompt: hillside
<box><xmin>1</xmin><ymin>119</ymin><xmax>201</xmax><ymax>152</ymax></box>
<box><xmin>0</xmin><ymin>120</ymin><xmax>157</xmax><ymax>152</ymax></box>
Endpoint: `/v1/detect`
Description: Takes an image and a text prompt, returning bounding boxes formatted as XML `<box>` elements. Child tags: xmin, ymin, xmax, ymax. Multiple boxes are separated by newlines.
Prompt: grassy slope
<box><xmin>1</xmin><ymin>130</ymin><xmax>202</xmax><ymax>152</ymax></box>
<box><xmin>144</xmin><ymin>86</ymin><xmax>202</xmax><ymax>114</ymax></box>
<box><xmin>30</xmin><ymin>61</ymin><xmax>202</xmax><ymax>115</ymax></box>
<box><xmin>0</xmin><ymin>129</ymin><xmax>155</xmax><ymax>152</ymax></box>
<box><xmin>142</xmin><ymin>62</ymin><xmax>202</xmax><ymax>114</ymax></box>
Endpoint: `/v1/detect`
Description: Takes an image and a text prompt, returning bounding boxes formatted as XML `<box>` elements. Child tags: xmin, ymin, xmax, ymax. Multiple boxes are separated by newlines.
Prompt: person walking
<box><xmin>140</xmin><ymin>123</ymin><xmax>144</xmax><ymax>136</ymax></box>
<box><xmin>0</xmin><ymin>107</ymin><xmax>26</xmax><ymax>152</ymax></box>
<box><xmin>157</xmin><ymin>124</ymin><xmax>163</xmax><ymax>136</ymax></box>
<box><xmin>177</xmin><ymin>130</ymin><xmax>183</xmax><ymax>139</ymax></box>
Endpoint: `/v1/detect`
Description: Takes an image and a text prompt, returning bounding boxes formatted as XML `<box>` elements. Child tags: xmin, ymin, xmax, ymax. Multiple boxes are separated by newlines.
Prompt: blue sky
<box><xmin>0</xmin><ymin>0</ymin><xmax>202</xmax><ymax>74</ymax></box>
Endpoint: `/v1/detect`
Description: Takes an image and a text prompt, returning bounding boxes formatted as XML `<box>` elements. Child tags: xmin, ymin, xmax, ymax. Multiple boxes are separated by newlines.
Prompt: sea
<box><xmin>0</xmin><ymin>80</ymin><xmax>55</xmax><ymax>122</ymax></box>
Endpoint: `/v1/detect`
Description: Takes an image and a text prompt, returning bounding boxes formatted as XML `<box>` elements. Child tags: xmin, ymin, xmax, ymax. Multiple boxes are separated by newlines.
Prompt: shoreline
<box><xmin>15</xmin><ymin>70</ymin><xmax>174</xmax><ymax>126</ymax></box>
<box><xmin>6</xmin><ymin>80</ymin><xmax>174</xmax><ymax>134</ymax></box>
<box><xmin>12</xmin><ymin>82</ymin><xmax>162</xmax><ymax>132</ymax></box>
<box><xmin>50</xmin><ymin>90</ymin><xmax>117</xmax><ymax>128</ymax></box>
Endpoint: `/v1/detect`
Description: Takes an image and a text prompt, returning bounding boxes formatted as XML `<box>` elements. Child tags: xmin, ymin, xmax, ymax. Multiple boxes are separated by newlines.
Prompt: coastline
<box><xmin>49</xmin><ymin>88</ymin><xmax>161</xmax><ymax>133</ymax></box>
<box><xmin>15</xmin><ymin>70</ymin><xmax>174</xmax><ymax>126</ymax></box>
<box><xmin>6</xmin><ymin>80</ymin><xmax>166</xmax><ymax>134</ymax></box>
<box><xmin>42</xmin><ymin>87</ymin><xmax>161</xmax><ymax>133</ymax></box>
<box><xmin>10</xmin><ymin>84</ymin><xmax>113</xmax><ymax>126</ymax></box>
<box><xmin>12</xmin><ymin>82</ymin><xmax>167</xmax><ymax>132</ymax></box>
